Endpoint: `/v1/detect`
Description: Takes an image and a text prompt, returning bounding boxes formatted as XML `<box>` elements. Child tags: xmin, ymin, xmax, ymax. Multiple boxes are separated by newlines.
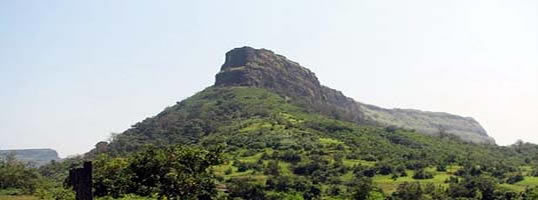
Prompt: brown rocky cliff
<box><xmin>215</xmin><ymin>47</ymin><xmax>367</xmax><ymax>124</ymax></box>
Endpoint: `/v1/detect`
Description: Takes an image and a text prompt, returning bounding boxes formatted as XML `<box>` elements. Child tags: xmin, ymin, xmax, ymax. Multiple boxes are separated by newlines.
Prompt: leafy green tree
<box><xmin>0</xmin><ymin>154</ymin><xmax>42</xmax><ymax>194</ymax></box>
<box><xmin>436</xmin><ymin>163</ymin><xmax>447</xmax><ymax>172</ymax></box>
<box><xmin>349</xmin><ymin>176</ymin><xmax>374</xmax><ymax>200</ymax></box>
<box><xmin>228</xmin><ymin>179</ymin><xmax>266</xmax><ymax>200</ymax></box>
<box><xmin>90</xmin><ymin>145</ymin><xmax>222</xmax><ymax>199</ymax></box>
<box><xmin>328</xmin><ymin>185</ymin><xmax>341</xmax><ymax>196</ymax></box>
<box><xmin>302</xmin><ymin>185</ymin><xmax>321</xmax><ymax>200</ymax></box>
<box><xmin>126</xmin><ymin>145</ymin><xmax>222</xmax><ymax>200</ymax></box>
<box><xmin>391</xmin><ymin>182</ymin><xmax>424</xmax><ymax>200</ymax></box>
<box><xmin>412</xmin><ymin>168</ymin><xmax>433</xmax><ymax>180</ymax></box>
<box><xmin>264</xmin><ymin>160</ymin><xmax>280</xmax><ymax>176</ymax></box>
<box><xmin>506</xmin><ymin>173</ymin><xmax>524</xmax><ymax>184</ymax></box>
<box><xmin>93</xmin><ymin>154</ymin><xmax>131</xmax><ymax>198</ymax></box>
<box><xmin>523</xmin><ymin>186</ymin><xmax>538</xmax><ymax>200</ymax></box>
<box><xmin>280</xmin><ymin>150</ymin><xmax>302</xmax><ymax>163</ymax></box>
<box><xmin>447</xmin><ymin>175</ymin><xmax>497</xmax><ymax>200</ymax></box>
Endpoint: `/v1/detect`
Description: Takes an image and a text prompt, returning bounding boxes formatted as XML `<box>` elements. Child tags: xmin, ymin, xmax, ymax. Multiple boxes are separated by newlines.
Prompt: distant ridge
<box><xmin>0</xmin><ymin>148</ymin><xmax>60</xmax><ymax>167</ymax></box>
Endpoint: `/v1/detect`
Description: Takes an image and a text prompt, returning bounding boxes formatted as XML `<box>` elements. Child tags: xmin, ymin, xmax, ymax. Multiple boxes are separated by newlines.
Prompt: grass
<box><xmin>373</xmin><ymin>169</ymin><xmax>450</xmax><ymax>194</ymax></box>
<box><xmin>497</xmin><ymin>176</ymin><xmax>538</xmax><ymax>192</ymax></box>
<box><xmin>0</xmin><ymin>196</ymin><xmax>37</xmax><ymax>200</ymax></box>
<box><xmin>342</xmin><ymin>159</ymin><xmax>375</xmax><ymax>167</ymax></box>
<box><xmin>319</xmin><ymin>138</ymin><xmax>344</xmax><ymax>145</ymax></box>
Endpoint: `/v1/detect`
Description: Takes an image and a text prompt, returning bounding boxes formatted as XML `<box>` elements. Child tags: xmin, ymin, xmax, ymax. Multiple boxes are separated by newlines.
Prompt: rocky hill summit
<box><xmin>215</xmin><ymin>47</ymin><xmax>367</xmax><ymax>124</ymax></box>
<box><xmin>214</xmin><ymin>46</ymin><xmax>495</xmax><ymax>144</ymax></box>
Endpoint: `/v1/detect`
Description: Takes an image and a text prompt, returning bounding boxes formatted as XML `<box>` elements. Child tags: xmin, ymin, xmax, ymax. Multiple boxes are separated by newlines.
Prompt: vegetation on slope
<box><xmin>88</xmin><ymin>87</ymin><xmax>538</xmax><ymax>199</ymax></box>
<box><xmin>4</xmin><ymin>87</ymin><xmax>538</xmax><ymax>199</ymax></box>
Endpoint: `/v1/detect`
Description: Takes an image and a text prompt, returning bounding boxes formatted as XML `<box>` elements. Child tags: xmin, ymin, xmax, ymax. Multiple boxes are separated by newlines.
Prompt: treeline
<box><xmin>0</xmin><ymin>154</ymin><xmax>74</xmax><ymax>199</ymax></box>
<box><xmin>3</xmin><ymin>142</ymin><xmax>538</xmax><ymax>199</ymax></box>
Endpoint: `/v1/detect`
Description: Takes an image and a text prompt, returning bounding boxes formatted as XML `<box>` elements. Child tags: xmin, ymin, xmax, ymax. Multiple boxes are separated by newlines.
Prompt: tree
<box><xmin>506</xmin><ymin>173</ymin><xmax>524</xmax><ymax>184</ymax></box>
<box><xmin>523</xmin><ymin>186</ymin><xmax>538</xmax><ymax>200</ymax></box>
<box><xmin>436</xmin><ymin>163</ymin><xmax>447</xmax><ymax>172</ymax></box>
<box><xmin>228</xmin><ymin>179</ymin><xmax>266</xmax><ymax>200</ymax></box>
<box><xmin>92</xmin><ymin>154</ymin><xmax>131</xmax><ymax>198</ymax></box>
<box><xmin>447</xmin><ymin>175</ymin><xmax>497</xmax><ymax>200</ymax></box>
<box><xmin>412</xmin><ymin>168</ymin><xmax>433</xmax><ymax>180</ymax></box>
<box><xmin>350</xmin><ymin>176</ymin><xmax>374</xmax><ymax>200</ymax></box>
<box><xmin>302</xmin><ymin>185</ymin><xmax>321</xmax><ymax>200</ymax></box>
<box><xmin>91</xmin><ymin>145</ymin><xmax>222</xmax><ymax>199</ymax></box>
<box><xmin>0</xmin><ymin>153</ymin><xmax>42</xmax><ymax>194</ymax></box>
<box><xmin>391</xmin><ymin>182</ymin><xmax>424</xmax><ymax>200</ymax></box>
<box><xmin>131</xmin><ymin>145</ymin><xmax>222</xmax><ymax>199</ymax></box>
<box><xmin>265</xmin><ymin>160</ymin><xmax>280</xmax><ymax>176</ymax></box>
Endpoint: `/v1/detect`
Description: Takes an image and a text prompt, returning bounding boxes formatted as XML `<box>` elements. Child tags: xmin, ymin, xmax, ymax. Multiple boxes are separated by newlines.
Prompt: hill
<box><xmin>92</xmin><ymin>47</ymin><xmax>497</xmax><ymax>156</ymax></box>
<box><xmin>215</xmin><ymin>47</ymin><xmax>494</xmax><ymax>144</ymax></box>
<box><xmin>0</xmin><ymin>149</ymin><xmax>60</xmax><ymax>167</ymax></box>
<box><xmin>38</xmin><ymin>46</ymin><xmax>531</xmax><ymax>200</ymax></box>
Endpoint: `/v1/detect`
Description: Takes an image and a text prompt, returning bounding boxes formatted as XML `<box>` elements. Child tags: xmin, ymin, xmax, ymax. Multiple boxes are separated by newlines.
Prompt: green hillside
<box><xmin>3</xmin><ymin>47</ymin><xmax>538</xmax><ymax>200</ymax></box>
<box><xmin>82</xmin><ymin>86</ymin><xmax>538</xmax><ymax>199</ymax></box>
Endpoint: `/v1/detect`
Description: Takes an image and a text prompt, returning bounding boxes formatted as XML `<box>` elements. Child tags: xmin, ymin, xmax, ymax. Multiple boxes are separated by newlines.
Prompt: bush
<box><xmin>377</xmin><ymin>163</ymin><xmax>393</xmax><ymax>175</ymax></box>
<box><xmin>302</xmin><ymin>185</ymin><xmax>321</xmax><ymax>200</ymax></box>
<box><xmin>362</xmin><ymin>168</ymin><xmax>376</xmax><ymax>178</ymax></box>
<box><xmin>92</xmin><ymin>145</ymin><xmax>223</xmax><ymax>199</ymax></box>
<box><xmin>228</xmin><ymin>179</ymin><xmax>266</xmax><ymax>200</ymax></box>
<box><xmin>349</xmin><ymin>176</ymin><xmax>374</xmax><ymax>200</ymax></box>
<box><xmin>436</xmin><ymin>164</ymin><xmax>447</xmax><ymax>172</ymax></box>
<box><xmin>279</xmin><ymin>150</ymin><xmax>302</xmax><ymax>163</ymax></box>
<box><xmin>506</xmin><ymin>173</ymin><xmax>524</xmax><ymax>184</ymax></box>
<box><xmin>412</xmin><ymin>168</ymin><xmax>433</xmax><ymax>180</ymax></box>
<box><xmin>266</xmin><ymin>176</ymin><xmax>292</xmax><ymax>192</ymax></box>
<box><xmin>0</xmin><ymin>155</ymin><xmax>42</xmax><ymax>194</ymax></box>
<box><xmin>391</xmin><ymin>182</ymin><xmax>423</xmax><ymax>200</ymax></box>
<box><xmin>264</xmin><ymin>160</ymin><xmax>280</xmax><ymax>176</ymax></box>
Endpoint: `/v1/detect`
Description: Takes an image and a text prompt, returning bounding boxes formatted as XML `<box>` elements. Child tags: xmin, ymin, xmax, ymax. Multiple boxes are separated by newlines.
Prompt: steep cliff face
<box><xmin>216</xmin><ymin>47</ymin><xmax>324</xmax><ymax>102</ymax></box>
<box><xmin>215</xmin><ymin>47</ymin><xmax>366</xmax><ymax>124</ymax></box>
<box><xmin>214</xmin><ymin>47</ymin><xmax>495</xmax><ymax>144</ymax></box>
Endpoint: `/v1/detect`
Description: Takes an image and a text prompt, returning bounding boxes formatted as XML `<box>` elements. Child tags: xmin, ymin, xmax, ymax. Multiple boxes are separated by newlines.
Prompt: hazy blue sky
<box><xmin>1</xmin><ymin>0</ymin><xmax>537</xmax><ymax>157</ymax></box>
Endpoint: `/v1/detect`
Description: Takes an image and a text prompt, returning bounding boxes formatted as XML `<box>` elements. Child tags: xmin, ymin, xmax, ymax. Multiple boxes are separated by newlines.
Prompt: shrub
<box><xmin>506</xmin><ymin>173</ymin><xmax>524</xmax><ymax>184</ymax></box>
<box><xmin>392</xmin><ymin>182</ymin><xmax>423</xmax><ymax>200</ymax></box>
<box><xmin>412</xmin><ymin>168</ymin><xmax>433</xmax><ymax>180</ymax></box>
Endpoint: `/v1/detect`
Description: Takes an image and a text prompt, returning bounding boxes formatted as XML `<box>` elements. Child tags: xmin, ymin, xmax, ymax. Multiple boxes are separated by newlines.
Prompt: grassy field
<box><xmin>0</xmin><ymin>196</ymin><xmax>37</xmax><ymax>200</ymax></box>
<box><xmin>372</xmin><ymin>168</ymin><xmax>450</xmax><ymax>193</ymax></box>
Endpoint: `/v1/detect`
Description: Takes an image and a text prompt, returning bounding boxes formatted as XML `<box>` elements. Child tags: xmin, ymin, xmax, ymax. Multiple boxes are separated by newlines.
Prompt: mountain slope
<box><xmin>100</xmin><ymin>86</ymin><xmax>515</xmax><ymax>163</ymax></box>
<box><xmin>78</xmin><ymin>51</ymin><xmax>538</xmax><ymax>198</ymax></box>
<box><xmin>66</xmin><ymin>47</ymin><xmax>538</xmax><ymax>199</ymax></box>
<box><xmin>214</xmin><ymin>47</ymin><xmax>494</xmax><ymax>144</ymax></box>
<box><xmin>96</xmin><ymin>46</ymin><xmax>497</xmax><ymax>156</ymax></box>
<box><xmin>94</xmin><ymin>85</ymin><xmax>531</xmax><ymax>197</ymax></box>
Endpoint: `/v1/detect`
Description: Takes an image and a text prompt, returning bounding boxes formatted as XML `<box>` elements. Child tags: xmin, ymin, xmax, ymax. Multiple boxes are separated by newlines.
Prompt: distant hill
<box><xmin>0</xmin><ymin>148</ymin><xmax>60</xmax><ymax>167</ymax></box>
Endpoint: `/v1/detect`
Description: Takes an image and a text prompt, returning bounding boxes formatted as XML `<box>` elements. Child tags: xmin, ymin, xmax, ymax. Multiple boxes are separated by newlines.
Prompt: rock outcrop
<box><xmin>215</xmin><ymin>47</ymin><xmax>367</xmax><ymax>124</ymax></box>
<box><xmin>214</xmin><ymin>46</ymin><xmax>495</xmax><ymax>144</ymax></box>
